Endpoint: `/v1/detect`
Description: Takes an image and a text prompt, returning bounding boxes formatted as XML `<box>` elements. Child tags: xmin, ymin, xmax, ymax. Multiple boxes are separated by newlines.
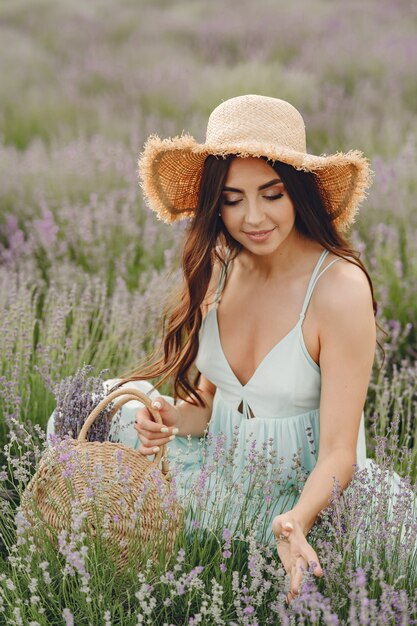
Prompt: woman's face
<box><xmin>219</xmin><ymin>157</ymin><xmax>297</xmax><ymax>255</ymax></box>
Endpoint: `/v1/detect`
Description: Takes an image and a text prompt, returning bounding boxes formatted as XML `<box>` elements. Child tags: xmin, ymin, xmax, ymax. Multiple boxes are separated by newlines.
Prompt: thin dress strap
<box><xmin>213</xmin><ymin>250</ymin><xmax>232</xmax><ymax>308</ymax></box>
<box><xmin>300</xmin><ymin>250</ymin><xmax>342</xmax><ymax>319</ymax></box>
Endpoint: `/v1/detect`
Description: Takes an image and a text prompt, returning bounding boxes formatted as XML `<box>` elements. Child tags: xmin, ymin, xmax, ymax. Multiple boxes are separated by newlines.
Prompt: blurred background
<box><xmin>1</xmin><ymin>0</ymin><xmax>417</xmax><ymax>471</ymax></box>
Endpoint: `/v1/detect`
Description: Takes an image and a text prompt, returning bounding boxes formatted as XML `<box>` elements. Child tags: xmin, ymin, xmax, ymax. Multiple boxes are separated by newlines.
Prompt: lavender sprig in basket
<box><xmin>52</xmin><ymin>365</ymin><xmax>113</xmax><ymax>442</ymax></box>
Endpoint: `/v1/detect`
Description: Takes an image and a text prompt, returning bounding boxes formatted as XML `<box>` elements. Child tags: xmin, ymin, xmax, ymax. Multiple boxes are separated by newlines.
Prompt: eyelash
<box><xmin>222</xmin><ymin>193</ymin><xmax>284</xmax><ymax>206</ymax></box>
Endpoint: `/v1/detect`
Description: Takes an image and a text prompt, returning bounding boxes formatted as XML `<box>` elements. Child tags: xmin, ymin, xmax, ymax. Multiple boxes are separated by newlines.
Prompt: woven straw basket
<box><xmin>22</xmin><ymin>388</ymin><xmax>184</xmax><ymax>569</ymax></box>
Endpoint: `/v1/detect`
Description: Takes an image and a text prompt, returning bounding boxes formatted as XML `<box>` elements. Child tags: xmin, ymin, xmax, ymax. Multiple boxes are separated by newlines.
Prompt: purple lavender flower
<box><xmin>52</xmin><ymin>365</ymin><xmax>113</xmax><ymax>442</ymax></box>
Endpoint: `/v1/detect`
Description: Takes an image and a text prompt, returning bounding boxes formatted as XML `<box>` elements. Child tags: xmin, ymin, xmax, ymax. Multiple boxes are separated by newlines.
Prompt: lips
<box><xmin>244</xmin><ymin>229</ymin><xmax>274</xmax><ymax>235</ymax></box>
<box><xmin>243</xmin><ymin>228</ymin><xmax>276</xmax><ymax>243</ymax></box>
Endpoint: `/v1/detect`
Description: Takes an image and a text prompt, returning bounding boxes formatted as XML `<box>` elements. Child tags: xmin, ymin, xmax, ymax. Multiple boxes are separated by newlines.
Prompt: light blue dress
<box><xmin>46</xmin><ymin>250</ymin><xmax>414</xmax><ymax>548</ymax></box>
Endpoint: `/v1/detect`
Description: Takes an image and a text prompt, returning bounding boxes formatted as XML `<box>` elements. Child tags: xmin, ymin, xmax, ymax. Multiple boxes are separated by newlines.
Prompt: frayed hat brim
<box><xmin>139</xmin><ymin>134</ymin><xmax>372</xmax><ymax>232</ymax></box>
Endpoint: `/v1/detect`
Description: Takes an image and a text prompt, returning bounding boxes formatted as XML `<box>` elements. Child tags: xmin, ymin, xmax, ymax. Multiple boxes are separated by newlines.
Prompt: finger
<box><xmin>286</xmin><ymin>590</ymin><xmax>296</xmax><ymax>605</ymax></box>
<box><xmin>135</xmin><ymin>414</ymin><xmax>177</xmax><ymax>436</ymax></box>
<box><xmin>134</xmin><ymin>396</ymin><xmax>165</xmax><ymax>427</ymax></box>
<box><xmin>136</xmin><ymin>434</ymin><xmax>175</xmax><ymax>448</ymax></box>
<box><xmin>134</xmin><ymin>422</ymin><xmax>176</xmax><ymax>443</ymax></box>
<box><xmin>150</xmin><ymin>397</ymin><xmax>167</xmax><ymax>413</ymax></box>
<box><xmin>134</xmin><ymin>420</ymin><xmax>158</xmax><ymax>437</ymax></box>
<box><xmin>135</xmin><ymin>411</ymin><xmax>164</xmax><ymax>432</ymax></box>
<box><xmin>309</xmin><ymin>560</ymin><xmax>323</xmax><ymax>577</ymax></box>
<box><xmin>290</xmin><ymin>557</ymin><xmax>306</xmax><ymax>596</ymax></box>
<box><xmin>306</xmin><ymin>556</ymin><xmax>323</xmax><ymax>577</ymax></box>
<box><xmin>276</xmin><ymin>521</ymin><xmax>294</xmax><ymax>541</ymax></box>
<box><xmin>275</xmin><ymin>545</ymin><xmax>291</xmax><ymax>575</ymax></box>
<box><xmin>272</xmin><ymin>518</ymin><xmax>294</xmax><ymax>540</ymax></box>
<box><xmin>137</xmin><ymin>444</ymin><xmax>163</xmax><ymax>456</ymax></box>
<box><xmin>300</xmin><ymin>544</ymin><xmax>323</xmax><ymax>576</ymax></box>
<box><xmin>282</xmin><ymin>521</ymin><xmax>294</xmax><ymax>538</ymax></box>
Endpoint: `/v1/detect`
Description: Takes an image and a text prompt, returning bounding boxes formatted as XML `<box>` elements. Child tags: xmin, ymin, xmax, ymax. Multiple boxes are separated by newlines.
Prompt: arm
<box><xmin>272</xmin><ymin>260</ymin><xmax>376</xmax><ymax>601</ymax></box>
<box><xmin>175</xmin><ymin>375</ymin><xmax>216</xmax><ymax>437</ymax></box>
<box><xmin>290</xmin><ymin>261</ymin><xmax>376</xmax><ymax>534</ymax></box>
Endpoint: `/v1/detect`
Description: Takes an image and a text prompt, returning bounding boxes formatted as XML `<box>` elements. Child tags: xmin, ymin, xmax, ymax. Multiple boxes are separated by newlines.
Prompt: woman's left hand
<box><xmin>272</xmin><ymin>513</ymin><xmax>323</xmax><ymax>603</ymax></box>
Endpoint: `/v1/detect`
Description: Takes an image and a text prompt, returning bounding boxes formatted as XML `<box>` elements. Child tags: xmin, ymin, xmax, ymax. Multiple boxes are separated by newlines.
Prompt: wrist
<box><xmin>289</xmin><ymin>507</ymin><xmax>314</xmax><ymax>536</ymax></box>
<box><xmin>175</xmin><ymin>402</ymin><xmax>186</xmax><ymax>434</ymax></box>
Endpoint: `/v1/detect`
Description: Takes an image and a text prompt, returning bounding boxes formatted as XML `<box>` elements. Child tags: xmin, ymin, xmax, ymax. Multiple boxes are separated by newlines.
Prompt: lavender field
<box><xmin>1</xmin><ymin>0</ymin><xmax>417</xmax><ymax>623</ymax></box>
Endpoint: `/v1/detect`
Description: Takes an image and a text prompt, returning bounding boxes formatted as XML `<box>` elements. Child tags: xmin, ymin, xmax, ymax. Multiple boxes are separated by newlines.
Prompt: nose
<box><xmin>244</xmin><ymin>196</ymin><xmax>265</xmax><ymax>227</ymax></box>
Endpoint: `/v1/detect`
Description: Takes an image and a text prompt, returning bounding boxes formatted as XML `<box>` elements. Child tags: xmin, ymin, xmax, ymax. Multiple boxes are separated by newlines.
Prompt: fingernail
<box><xmin>152</xmin><ymin>446</ymin><xmax>160</xmax><ymax>452</ymax></box>
<box><xmin>152</xmin><ymin>401</ymin><xmax>162</xmax><ymax>409</ymax></box>
<box><xmin>172</xmin><ymin>427</ymin><xmax>179</xmax><ymax>435</ymax></box>
<box><xmin>160</xmin><ymin>427</ymin><xmax>169</xmax><ymax>433</ymax></box>
<box><xmin>284</xmin><ymin>522</ymin><xmax>293</xmax><ymax>530</ymax></box>
<box><xmin>168</xmin><ymin>435</ymin><xmax>176</xmax><ymax>441</ymax></box>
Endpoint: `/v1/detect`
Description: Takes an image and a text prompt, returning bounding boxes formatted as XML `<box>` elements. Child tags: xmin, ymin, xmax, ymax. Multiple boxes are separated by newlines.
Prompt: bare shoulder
<box><xmin>309</xmin><ymin>255</ymin><xmax>376</xmax><ymax>372</ymax></box>
<box><xmin>312</xmin><ymin>255</ymin><xmax>375</xmax><ymax>327</ymax></box>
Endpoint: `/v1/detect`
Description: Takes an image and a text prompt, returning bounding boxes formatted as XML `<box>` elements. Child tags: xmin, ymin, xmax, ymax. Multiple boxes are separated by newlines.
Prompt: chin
<box><xmin>242</xmin><ymin>237</ymin><xmax>287</xmax><ymax>255</ymax></box>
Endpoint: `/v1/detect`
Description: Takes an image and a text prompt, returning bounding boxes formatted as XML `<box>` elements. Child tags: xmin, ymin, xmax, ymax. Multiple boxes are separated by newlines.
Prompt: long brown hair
<box><xmin>119</xmin><ymin>155</ymin><xmax>378</xmax><ymax>404</ymax></box>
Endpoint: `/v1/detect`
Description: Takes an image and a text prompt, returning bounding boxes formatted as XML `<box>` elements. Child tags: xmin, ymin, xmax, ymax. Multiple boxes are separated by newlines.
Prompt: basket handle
<box><xmin>78</xmin><ymin>387</ymin><xmax>169</xmax><ymax>475</ymax></box>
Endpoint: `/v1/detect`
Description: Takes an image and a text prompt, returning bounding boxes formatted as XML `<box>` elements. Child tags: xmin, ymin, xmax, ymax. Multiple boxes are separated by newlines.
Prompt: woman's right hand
<box><xmin>134</xmin><ymin>397</ymin><xmax>182</xmax><ymax>456</ymax></box>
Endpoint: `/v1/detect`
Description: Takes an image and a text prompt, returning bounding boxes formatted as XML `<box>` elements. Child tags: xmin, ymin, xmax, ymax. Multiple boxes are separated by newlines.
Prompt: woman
<box><xmin>122</xmin><ymin>95</ymin><xmax>376</xmax><ymax>600</ymax></box>
<box><xmin>48</xmin><ymin>95</ymin><xmax>377</xmax><ymax>600</ymax></box>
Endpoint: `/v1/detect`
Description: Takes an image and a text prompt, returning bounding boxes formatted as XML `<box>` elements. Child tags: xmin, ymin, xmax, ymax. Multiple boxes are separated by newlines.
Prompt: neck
<box><xmin>238</xmin><ymin>231</ymin><xmax>321</xmax><ymax>280</ymax></box>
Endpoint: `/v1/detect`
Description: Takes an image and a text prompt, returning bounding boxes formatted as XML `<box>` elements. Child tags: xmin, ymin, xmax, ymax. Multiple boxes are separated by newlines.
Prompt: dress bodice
<box><xmin>196</xmin><ymin>307</ymin><xmax>321</xmax><ymax>420</ymax></box>
<box><xmin>196</xmin><ymin>249</ymin><xmax>331</xmax><ymax>420</ymax></box>
<box><xmin>195</xmin><ymin>249</ymin><xmax>368</xmax><ymax>470</ymax></box>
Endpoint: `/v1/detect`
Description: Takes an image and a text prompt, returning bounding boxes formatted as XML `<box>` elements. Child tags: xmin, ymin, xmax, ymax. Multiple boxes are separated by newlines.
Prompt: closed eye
<box><xmin>222</xmin><ymin>198</ymin><xmax>242</xmax><ymax>206</ymax></box>
<box><xmin>264</xmin><ymin>193</ymin><xmax>284</xmax><ymax>201</ymax></box>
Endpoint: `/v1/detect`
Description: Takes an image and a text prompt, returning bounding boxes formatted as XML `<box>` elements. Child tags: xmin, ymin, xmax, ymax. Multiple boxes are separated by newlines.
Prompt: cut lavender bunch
<box><xmin>52</xmin><ymin>365</ymin><xmax>113</xmax><ymax>442</ymax></box>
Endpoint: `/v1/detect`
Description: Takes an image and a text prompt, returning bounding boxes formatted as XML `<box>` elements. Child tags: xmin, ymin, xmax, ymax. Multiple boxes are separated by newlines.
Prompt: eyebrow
<box><xmin>223</xmin><ymin>178</ymin><xmax>282</xmax><ymax>193</ymax></box>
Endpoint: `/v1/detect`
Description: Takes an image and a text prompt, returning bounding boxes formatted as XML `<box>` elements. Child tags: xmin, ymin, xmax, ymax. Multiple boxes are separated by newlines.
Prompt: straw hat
<box><xmin>139</xmin><ymin>94</ymin><xmax>372</xmax><ymax>232</ymax></box>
